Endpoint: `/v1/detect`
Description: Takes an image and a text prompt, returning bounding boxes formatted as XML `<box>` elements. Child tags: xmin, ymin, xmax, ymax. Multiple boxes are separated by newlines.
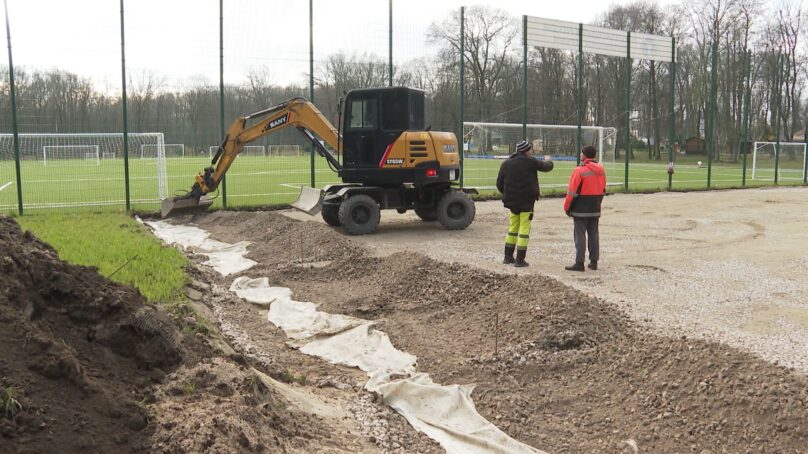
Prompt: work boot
<box><xmin>588</xmin><ymin>261</ymin><xmax>598</xmax><ymax>270</ymax></box>
<box><xmin>565</xmin><ymin>262</ymin><xmax>585</xmax><ymax>272</ymax></box>
<box><xmin>513</xmin><ymin>249</ymin><xmax>529</xmax><ymax>268</ymax></box>
<box><xmin>503</xmin><ymin>245</ymin><xmax>515</xmax><ymax>265</ymax></box>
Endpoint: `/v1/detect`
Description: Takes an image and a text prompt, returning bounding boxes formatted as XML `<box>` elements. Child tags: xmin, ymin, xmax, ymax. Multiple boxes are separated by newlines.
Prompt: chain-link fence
<box><xmin>1</xmin><ymin>1</ymin><xmax>806</xmax><ymax>215</ymax></box>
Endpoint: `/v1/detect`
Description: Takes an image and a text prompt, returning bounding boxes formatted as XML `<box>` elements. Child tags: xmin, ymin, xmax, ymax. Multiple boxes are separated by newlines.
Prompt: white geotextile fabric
<box><xmin>230</xmin><ymin>277</ymin><xmax>292</xmax><ymax>307</ymax></box>
<box><xmin>145</xmin><ymin>221</ymin><xmax>544</xmax><ymax>454</ymax></box>
<box><xmin>250</xmin><ymin>278</ymin><xmax>543</xmax><ymax>454</ymax></box>
<box><xmin>143</xmin><ymin>220</ymin><xmax>256</xmax><ymax>276</ymax></box>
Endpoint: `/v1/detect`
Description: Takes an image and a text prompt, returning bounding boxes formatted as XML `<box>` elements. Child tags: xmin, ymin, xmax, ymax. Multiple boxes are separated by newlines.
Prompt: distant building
<box><xmin>685</xmin><ymin>136</ymin><xmax>706</xmax><ymax>155</ymax></box>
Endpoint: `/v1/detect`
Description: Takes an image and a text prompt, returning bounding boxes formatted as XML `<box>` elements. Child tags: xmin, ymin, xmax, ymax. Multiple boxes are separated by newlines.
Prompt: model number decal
<box><xmin>443</xmin><ymin>144</ymin><xmax>456</xmax><ymax>152</ymax></box>
<box><xmin>385</xmin><ymin>158</ymin><xmax>404</xmax><ymax>165</ymax></box>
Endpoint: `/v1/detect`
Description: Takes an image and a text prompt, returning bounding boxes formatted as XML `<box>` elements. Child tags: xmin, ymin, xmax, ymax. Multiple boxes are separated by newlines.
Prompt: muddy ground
<box><xmin>317</xmin><ymin>187</ymin><xmax>808</xmax><ymax>373</ymax></box>
<box><xmin>187</xmin><ymin>206</ymin><xmax>808</xmax><ymax>453</ymax></box>
<box><xmin>0</xmin><ymin>215</ymin><xmax>382</xmax><ymax>454</ymax></box>
<box><xmin>4</xmin><ymin>186</ymin><xmax>808</xmax><ymax>453</ymax></box>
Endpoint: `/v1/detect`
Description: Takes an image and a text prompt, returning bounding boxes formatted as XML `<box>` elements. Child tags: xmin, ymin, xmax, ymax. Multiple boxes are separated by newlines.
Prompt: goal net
<box><xmin>752</xmin><ymin>141</ymin><xmax>807</xmax><ymax>181</ymax></box>
<box><xmin>42</xmin><ymin>145</ymin><xmax>99</xmax><ymax>166</ymax></box>
<box><xmin>269</xmin><ymin>144</ymin><xmax>301</xmax><ymax>157</ymax></box>
<box><xmin>462</xmin><ymin>122</ymin><xmax>617</xmax><ymax>163</ymax></box>
<box><xmin>0</xmin><ymin>133</ymin><xmax>168</xmax><ymax>210</ymax></box>
<box><xmin>142</xmin><ymin>143</ymin><xmax>184</xmax><ymax>158</ymax></box>
<box><xmin>209</xmin><ymin>145</ymin><xmax>267</xmax><ymax>159</ymax></box>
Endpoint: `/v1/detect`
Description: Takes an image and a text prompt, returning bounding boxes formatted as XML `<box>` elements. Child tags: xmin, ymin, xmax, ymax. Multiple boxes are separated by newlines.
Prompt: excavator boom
<box><xmin>161</xmin><ymin>97</ymin><xmax>342</xmax><ymax>218</ymax></box>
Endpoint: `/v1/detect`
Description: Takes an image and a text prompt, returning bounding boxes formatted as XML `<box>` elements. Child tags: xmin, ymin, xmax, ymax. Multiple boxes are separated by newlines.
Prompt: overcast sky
<box><xmin>5</xmin><ymin>0</ymin><xmax>681</xmax><ymax>89</ymax></box>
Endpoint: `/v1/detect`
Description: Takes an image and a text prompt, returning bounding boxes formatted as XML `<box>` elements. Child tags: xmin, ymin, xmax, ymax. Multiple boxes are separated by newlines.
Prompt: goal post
<box><xmin>42</xmin><ymin>145</ymin><xmax>100</xmax><ymax>166</ymax></box>
<box><xmin>141</xmin><ymin>143</ymin><xmax>184</xmax><ymax>158</ymax></box>
<box><xmin>0</xmin><ymin>133</ymin><xmax>169</xmax><ymax>209</ymax></box>
<box><xmin>752</xmin><ymin>141</ymin><xmax>807</xmax><ymax>181</ymax></box>
<box><xmin>268</xmin><ymin>144</ymin><xmax>302</xmax><ymax>157</ymax></box>
<box><xmin>462</xmin><ymin>122</ymin><xmax>617</xmax><ymax>164</ymax></box>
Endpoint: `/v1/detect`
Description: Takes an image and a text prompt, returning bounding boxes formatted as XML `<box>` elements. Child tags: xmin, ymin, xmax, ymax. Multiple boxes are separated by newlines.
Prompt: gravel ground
<box><xmin>284</xmin><ymin>187</ymin><xmax>808</xmax><ymax>373</ymax></box>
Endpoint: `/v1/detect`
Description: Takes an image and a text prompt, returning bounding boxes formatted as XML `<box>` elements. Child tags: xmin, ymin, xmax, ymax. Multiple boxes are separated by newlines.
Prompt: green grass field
<box><xmin>15</xmin><ymin>213</ymin><xmax>188</xmax><ymax>302</ymax></box>
<box><xmin>1</xmin><ymin>152</ymin><xmax>806</xmax><ymax>214</ymax></box>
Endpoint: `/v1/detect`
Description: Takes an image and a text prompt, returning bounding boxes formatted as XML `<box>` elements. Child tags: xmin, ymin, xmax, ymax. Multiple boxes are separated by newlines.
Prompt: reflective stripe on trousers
<box><xmin>505</xmin><ymin>211</ymin><xmax>532</xmax><ymax>251</ymax></box>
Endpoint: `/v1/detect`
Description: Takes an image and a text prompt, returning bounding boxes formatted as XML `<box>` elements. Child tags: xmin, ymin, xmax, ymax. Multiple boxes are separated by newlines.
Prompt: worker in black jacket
<box><xmin>496</xmin><ymin>140</ymin><xmax>554</xmax><ymax>267</ymax></box>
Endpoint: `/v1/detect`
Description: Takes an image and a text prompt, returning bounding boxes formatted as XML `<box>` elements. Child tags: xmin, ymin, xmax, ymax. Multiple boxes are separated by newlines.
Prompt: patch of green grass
<box><xmin>15</xmin><ymin>212</ymin><xmax>188</xmax><ymax>303</ymax></box>
<box><xmin>2</xmin><ymin>153</ymin><xmax>805</xmax><ymax>215</ymax></box>
<box><xmin>1</xmin><ymin>386</ymin><xmax>22</xmax><ymax>420</ymax></box>
<box><xmin>280</xmin><ymin>370</ymin><xmax>308</xmax><ymax>386</ymax></box>
<box><xmin>182</xmin><ymin>380</ymin><xmax>197</xmax><ymax>397</ymax></box>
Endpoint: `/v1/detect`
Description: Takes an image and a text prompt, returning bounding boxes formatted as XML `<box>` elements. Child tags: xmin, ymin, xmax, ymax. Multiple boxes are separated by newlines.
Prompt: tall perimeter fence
<box><xmin>1</xmin><ymin>1</ymin><xmax>807</xmax><ymax>215</ymax></box>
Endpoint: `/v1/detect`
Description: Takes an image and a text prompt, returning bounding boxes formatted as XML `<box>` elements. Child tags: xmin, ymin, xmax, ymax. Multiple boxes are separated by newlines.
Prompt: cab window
<box><xmin>349</xmin><ymin>98</ymin><xmax>377</xmax><ymax>129</ymax></box>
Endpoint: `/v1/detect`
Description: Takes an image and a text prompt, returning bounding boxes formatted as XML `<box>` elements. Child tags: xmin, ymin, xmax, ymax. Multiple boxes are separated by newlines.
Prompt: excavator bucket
<box><xmin>161</xmin><ymin>195</ymin><xmax>214</xmax><ymax>218</ymax></box>
<box><xmin>290</xmin><ymin>186</ymin><xmax>324</xmax><ymax>215</ymax></box>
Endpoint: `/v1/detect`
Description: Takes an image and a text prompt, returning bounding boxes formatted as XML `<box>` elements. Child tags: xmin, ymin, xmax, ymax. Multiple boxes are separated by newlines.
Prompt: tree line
<box><xmin>1</xmin><ymin>0</ymin><xmax>805</xmax><ymax>161</ymax></box>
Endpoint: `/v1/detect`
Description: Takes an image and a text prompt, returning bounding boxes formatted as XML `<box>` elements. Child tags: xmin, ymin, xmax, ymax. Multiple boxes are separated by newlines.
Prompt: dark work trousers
<box><xmin>573</xmin><ymin>217</ymin><xmax>600</xmax><ymax>264</ymax></box>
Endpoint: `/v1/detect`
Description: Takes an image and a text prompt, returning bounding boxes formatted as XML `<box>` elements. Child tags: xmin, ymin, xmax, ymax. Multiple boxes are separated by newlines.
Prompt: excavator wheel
<box><xmin>338</xmin><ymin>194</ymin><xmax>380</xmax><ymax>235</ymax></box>
<box><xmin>437</xmin><ymin>191</ymin><xmax>475</xmax><ymax>230</ymax></box>
<box><xmin>414</xmin><ymin>207</ymin><xmax>437</xmax><ymax>221</ymax></box>
<box><xmin>321</xmin><ymin>203</ymin><xmax>341</xmax><ymax>226</ymax></box>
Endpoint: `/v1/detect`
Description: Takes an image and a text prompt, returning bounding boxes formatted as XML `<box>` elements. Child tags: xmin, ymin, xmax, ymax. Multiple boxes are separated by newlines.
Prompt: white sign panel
<box><xmin>525</xmin><ymin>16</ymin><xmax>579</xmax><ymax>53</ymax></box>
<box><xmin>582</xmin><ymin>24</ymin><xmax>628</xmax><ymax>59</ymax></box>
<box><xmin>630</xmin><ymin>32</ymin><xmax>674</xmax><ymax>62</ymax></box>
<box><xmin>525</xmin><ymin>15</ymin><xmax>673</xmax><ymax>62</ymax></box>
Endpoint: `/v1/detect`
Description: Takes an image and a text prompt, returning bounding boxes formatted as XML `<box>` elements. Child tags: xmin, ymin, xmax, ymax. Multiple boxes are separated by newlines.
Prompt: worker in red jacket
<box><xmin>563</xmin><ymin>145</ymin><xmax>606</xmax><ymax>271</ymax></box>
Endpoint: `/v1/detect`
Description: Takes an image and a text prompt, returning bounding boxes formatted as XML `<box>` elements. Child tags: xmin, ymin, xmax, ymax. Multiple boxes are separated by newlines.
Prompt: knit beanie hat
<box><xmin>516</xmin><ymin>140</ymin><xmax>532</xmax><ymax>153</ymax></box>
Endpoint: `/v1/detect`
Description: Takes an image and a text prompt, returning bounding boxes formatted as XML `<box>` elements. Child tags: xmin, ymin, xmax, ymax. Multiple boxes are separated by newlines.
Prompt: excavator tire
<box><xmin>321</xmin><ymin>203</ymin><xmax>341</xmax><ymax>226</ymax></box>
<box><xmin>437</xmin><ymin>191</ymin><xmax>475</xmax><ymax>230</ymax></box>
<box><xmin>414</xmin><ymin>207</ymin><xmax>437</xmax><ymax>221</ymax></box>
<box><xmin>338</xmin><ymin>194</ymin><xmax>380</xmax><ymax>235</ymax></box>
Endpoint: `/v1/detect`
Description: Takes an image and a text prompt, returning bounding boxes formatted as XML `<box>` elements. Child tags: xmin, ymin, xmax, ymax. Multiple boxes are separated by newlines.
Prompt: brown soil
<box><xmin>0</xmin><ymin>215</ymin><xmax>189</xmax><ymax>453</ymax></box>
<box><xmin>0</xmin><ymin>215</ymin><xmax>376</xmax><ymax>454</ymax></box>
<box><xmin>191</xmin><ymin>210</ymin><xmax>808</xmax><ymax>453</ymax></box>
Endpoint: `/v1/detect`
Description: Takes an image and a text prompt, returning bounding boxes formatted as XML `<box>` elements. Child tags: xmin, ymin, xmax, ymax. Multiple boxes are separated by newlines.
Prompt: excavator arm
<box><xmin>161</xmin><ymin>97</ymin><xmax>343</xmax><ymax>218</ymax></box>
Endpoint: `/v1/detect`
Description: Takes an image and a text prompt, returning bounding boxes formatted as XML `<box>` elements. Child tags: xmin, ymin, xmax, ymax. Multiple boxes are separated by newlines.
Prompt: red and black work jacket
<box><xmin>563</xmin><ymin>158</ymin><xmax>606</xmax><ymax>217</ymax></box>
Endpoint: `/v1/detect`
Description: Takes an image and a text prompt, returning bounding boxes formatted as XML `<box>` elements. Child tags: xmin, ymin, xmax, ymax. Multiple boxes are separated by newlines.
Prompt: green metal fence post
<box><xmin>522</xmin><ymin>15</ymin><xmax>527</xmax><ymax>139</ymax></box>
<box><xmin>309</xmin><ymin>0</ymin><xmax>315</xmax><ymax>188</ymax></box>
<box><xmin>774</xmin><ymin>53</ymin><xmax>783</xmax><ymax>185</ymax></box>
<box><xmin>576</xmin><ymin>23</ymin><xmax>583</xmax><ymax>165</ymax></box>
<box><xmin>219</xmin><ymin>0</ymin><xmax>227</xmax><ymax>207</ymax></box>
<box><xmin>668</xmin><ymin>37</ymin><xmax>675</xmax><ymax>191</ymax></box>
<box><xmin>803</xmin><ymin>117</ymin><xmax>808</xmax><ymax>185</ymax></box>
<box><xmin>624</xmin><ymin>32</ymin><xmax>631</xmax><ymax>192</ymax></box>
<box><xmin>459</xmin><ymin>6</ymin><xmax>464</xmax><ymax>188</ymax></box>
<box><xmin>707</xmin><ymin>37</ymin><xmax>717</xmax><ymax>189</ymax></box>
<box><xmin>741</xmin><ymin>50</ymin><xmax>752</xmax><ymax>186</ymax></box>
<box><xmin>388</xmin><ymin>0</ymin><xmax>393</xmax><ymax>87</ymax></box>
<box><xmin>4</xmin><ymin>0</ymin><xmax>22</xmax><ymax>215</ymax></box>
<box><xmin>120</xmin><ymin>0</ymin><xmax>130</xmax><ymax>211</ymax></box>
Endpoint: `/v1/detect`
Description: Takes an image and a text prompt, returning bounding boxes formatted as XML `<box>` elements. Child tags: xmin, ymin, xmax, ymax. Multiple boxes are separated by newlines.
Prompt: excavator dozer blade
<box><xmin>161</xmin><ymin>195</ymin><xmax>214</xmax><ymax>218</ymax></box>
<box><xmin>290</xmin><ymin>186</ymin><xmax>324</xmax><ymax>216</ymax></box>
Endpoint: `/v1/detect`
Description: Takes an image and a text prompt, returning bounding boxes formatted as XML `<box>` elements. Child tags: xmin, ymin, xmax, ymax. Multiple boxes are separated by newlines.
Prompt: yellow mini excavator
<box><xmin>162</xmin><ymin>86</ymin><xmax>476</xmax><ymax>235</ymax></box>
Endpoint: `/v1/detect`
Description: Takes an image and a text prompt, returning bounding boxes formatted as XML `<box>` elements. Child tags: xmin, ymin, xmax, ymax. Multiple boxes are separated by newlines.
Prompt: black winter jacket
<box><xmin>496</xmin><ymin>153</ymin><xmax>554</xmax><ymax>213</ymax></box>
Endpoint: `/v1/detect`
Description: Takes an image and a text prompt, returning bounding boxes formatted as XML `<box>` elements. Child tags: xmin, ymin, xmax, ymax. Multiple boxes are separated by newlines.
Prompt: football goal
<box><xmin>141</xmin><ymin>143</ymin><xmax>184</xmax><ymax>159</ymax></box>
<box><xmin>42</xmin><ymin>145</ymin><xmax>99</xmax><ymax>166</ymax></box>
<box><xmin>752</xmin><ymin>141</ymin><xmax>807</xmax><ymax>181</ymax></box>
<box><xmin>0</xmin><ymin>132</ymin><xmax>168</xmax><ymax>209</ymax></box>
<box><xmin>269</xmin><ymin>144</ymin><xmax>302</xmax><ymax>157</ymax></box>
<box><xmin>462</xmin><ymin>122</ymin><xmax>617</xmax><ymax>163</ymax></box>
<box><xmin>208</xmin><ymin>145</ymin><xmax>267</xmax><ymax>158</ymax></box>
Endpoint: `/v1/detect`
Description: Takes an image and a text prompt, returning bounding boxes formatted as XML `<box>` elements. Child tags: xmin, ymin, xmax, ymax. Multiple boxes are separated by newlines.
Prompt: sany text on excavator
<box><xmin>161</xmin><ymin>86</ymin><xmax>476</xmax><ymax>235</ymax></box>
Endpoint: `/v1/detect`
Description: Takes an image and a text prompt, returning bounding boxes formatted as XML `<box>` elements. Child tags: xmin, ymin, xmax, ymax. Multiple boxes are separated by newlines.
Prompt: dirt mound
<box><xmin>187</xmin><ymin>210</ymin><xmax>360</xmax><ymax>266</ymax></box>
<box><xmin>0</xmin><ymin>215</ymin><xmax>185</xmax><ymax>453</ymax></box>
<box><xmin>195</xmin><ymin>210</ymin><xmax>808</xmax><ymax>452</ymax></box>
<box><xmin>149</xmin><ymin>358</ymin><xmax>339</xmax><ymax>454</ymax></box>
